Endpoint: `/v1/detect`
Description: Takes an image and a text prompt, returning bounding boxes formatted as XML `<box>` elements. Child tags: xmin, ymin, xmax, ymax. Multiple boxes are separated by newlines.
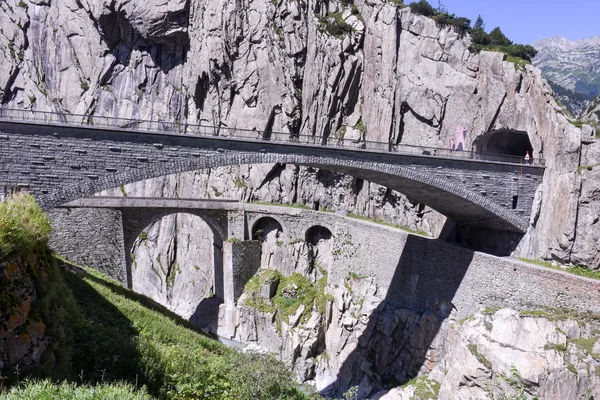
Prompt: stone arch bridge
<box><xmin>0</xmin><ymin>110</ymin><xmax>545</xmax><ymax>232</ymax></box>
<box><xmin>50</xmin><ymin>197</ymin><xmax>341</xmax><ymax>308</ymax></box>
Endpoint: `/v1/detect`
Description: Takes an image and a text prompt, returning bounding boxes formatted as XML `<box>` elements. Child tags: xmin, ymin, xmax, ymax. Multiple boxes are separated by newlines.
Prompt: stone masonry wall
<box><xmin>48</xmin><ymin>208</ymin><xmax>126</xmax><ymax>284</ymax></box>
<box><xmin>50</xmin><ymin>203</ymin><xmax>600</xmax><ymax>321</ymax></box>
<box><xmin>0</xmin><ymin>121</ymin><xmax>543</xmax><ymax>231</ymax></box>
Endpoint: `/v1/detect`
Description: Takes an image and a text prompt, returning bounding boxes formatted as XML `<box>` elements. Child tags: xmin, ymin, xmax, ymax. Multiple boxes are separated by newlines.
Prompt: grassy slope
<box><xmin>1</xmin><ymin>258</ymin><xmax>314</xmax><ymax>400</ymax></box>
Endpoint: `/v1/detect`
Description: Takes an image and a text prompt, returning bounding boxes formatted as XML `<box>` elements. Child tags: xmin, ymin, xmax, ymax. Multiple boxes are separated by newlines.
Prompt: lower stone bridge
<box><xmin>50</xmin><ymin>196</ymin><xmax>600</xmax><ymax>332</ymax></box>
<box><xmin>51</xmin><ymin>197</ymin><xmax>344</xmax><ymax>306</ymax></box>
<box><xmin>0</xmin><ymin>112</ymin><xmax>546</xmax><ymax>233</ymax></box>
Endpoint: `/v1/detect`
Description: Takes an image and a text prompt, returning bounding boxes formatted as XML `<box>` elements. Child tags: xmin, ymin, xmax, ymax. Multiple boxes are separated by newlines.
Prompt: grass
<box><xmin>243</xmin><ymin>269</ymin><xmax>332</xmax><ymax>326</ymax></box>
<box><xmin>0</xmin><ymin>380</ymin><xmax>152</xmax><ymax>399</ymax></box>
<box><xmin>519</xmin><ymin>305</ymin><xmax>600</xmax><ymax>324</ymax></box>
<box><xmin>346</xmin><ymin>213</ymin><xmax>430</xmax><ymax>237</ymax></box>
<box><xmin>467</xmin><ymin>343</ymin><xmax>492</xmax><ymax>370</ymax></box>
<box><xmin>517</xmin><ymin>257</ymin><xmax>600</xmax><ymax>280</ymax></box>
<box><xmin>399</xmin><ymin>377</ymin><xmax>440</xmax><ymax>400</ymax></box>
<box><xmin>0</xmin><ymin>193</ymin><xmax>51</xmax><ymax>262</ymax></box>
<box><xmin>570</xmin><ymin>337</ymin><xmax>598</xmax><ymax>355</ymax></box>
<box><xmin>317</xmin><ymin>12</ymin><xmax>353</xmax><ymax>38</ymax></box>
<box><xmin>2</xmin><ymin>251</ymin><xmax>315</xmax><ymax>399</ymax></box>
<box><xmin>251</xmin><ymin>201</ymin><xmax>312</xmax><ymax>210</ymax></box>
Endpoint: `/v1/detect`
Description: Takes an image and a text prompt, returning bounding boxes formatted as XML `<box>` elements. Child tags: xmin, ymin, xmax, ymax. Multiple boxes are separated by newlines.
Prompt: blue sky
<box><xmin>439</xmin><ymin>0</ymin><xmax>600</xmax><ymax>44</ymax></box>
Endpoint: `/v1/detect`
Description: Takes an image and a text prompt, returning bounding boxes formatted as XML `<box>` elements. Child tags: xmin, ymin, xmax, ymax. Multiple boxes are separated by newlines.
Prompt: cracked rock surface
<box><xmin>3</xmin><ymin>0</ymin><xmax>597</xmax><ymax>270</ymax></box>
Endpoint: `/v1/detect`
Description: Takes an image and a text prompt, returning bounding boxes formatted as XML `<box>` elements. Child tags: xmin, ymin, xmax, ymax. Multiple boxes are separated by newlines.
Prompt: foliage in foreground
<box><xmin>2</xmin><ymin>256</ymin><xmax>315</xmax><ymax>399</ymax></box>
<box><xmin>0</xmin><ymin>380</ymin><xmax>152</xmax><ymax>400</ymax></box>
<box><xmin>0</xmin><ymin>192</ymin><xmax>51</xmax><ymax>262</ymax></box>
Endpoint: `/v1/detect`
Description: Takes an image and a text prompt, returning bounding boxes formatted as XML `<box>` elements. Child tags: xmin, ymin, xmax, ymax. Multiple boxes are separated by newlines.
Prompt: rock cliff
<box><xmin>2</xmin><ymin>0</ymin><xmax>597</xmax><ymax>270</ymax></box>
<box><xmin>4</xmin><ymin>1</ymin><xmax>600</xmax><ymax>396</ymax></box>
<box><xmin>0</xmin><ymin>253</ymin><xmax>51</xmax><ymax>377</ymax></box>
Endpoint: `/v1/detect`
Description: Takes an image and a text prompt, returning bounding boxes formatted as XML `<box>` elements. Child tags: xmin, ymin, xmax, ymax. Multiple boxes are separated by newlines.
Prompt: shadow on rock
<box><xmin>321</xmin><ymin>235</ymin><xmax>475</xmax><ymax>398</ymax></box>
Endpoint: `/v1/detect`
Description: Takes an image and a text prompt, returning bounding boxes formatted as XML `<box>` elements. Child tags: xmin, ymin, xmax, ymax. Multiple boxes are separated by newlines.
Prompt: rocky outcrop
<box><xmin>376</xmin><ymin>308</ymin><xmax>600</xmax><ymax>400</ymax></box>
<box><xmin>582</xmin><ymin>95</ymin><xmax>600</xmax><ymax>124</ymax></box>
<box><xmin>217</xmin><ymin>256</ymin><xmax>600</xmax><ymax>398</ymax></box>
<box><xmin>2</xmin><ymin>0</ymin><xmax>597</xmax><ymax>269</ymax></box>
<box><xmin>0</xmin><ymin>253</ymin><xmax>50</xmax><ymax>375</ymax></box>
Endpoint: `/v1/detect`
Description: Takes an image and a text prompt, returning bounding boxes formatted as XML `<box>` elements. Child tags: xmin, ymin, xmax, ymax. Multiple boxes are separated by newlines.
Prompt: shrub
<box><xmin>318</xmin><ymin>12</ymin><xmax>353</xmax><ymax>38</ymax></box>
<box><xmin>409</xmin><ymin>0</ymin><xmax>436</xmax><ymax>16</ymax></box>
<box><xmin>0</xmin><ymin>192</ymin><xmax>51</xmax><ymax>261</ymax></box>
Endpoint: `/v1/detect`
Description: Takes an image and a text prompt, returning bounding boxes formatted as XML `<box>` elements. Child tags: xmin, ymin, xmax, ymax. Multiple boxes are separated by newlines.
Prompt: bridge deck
<box><xmin>0</xmin><ymin>108</ymin><xmax>545</xmax><ymax>166</ymax></box>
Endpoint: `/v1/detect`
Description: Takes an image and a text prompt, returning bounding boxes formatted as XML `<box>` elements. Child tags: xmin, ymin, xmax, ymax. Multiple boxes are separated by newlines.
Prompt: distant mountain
<box><xmin>532</xmin><ymin>36</ymin><xmax>600</xmax><ymax>117</ymax></box>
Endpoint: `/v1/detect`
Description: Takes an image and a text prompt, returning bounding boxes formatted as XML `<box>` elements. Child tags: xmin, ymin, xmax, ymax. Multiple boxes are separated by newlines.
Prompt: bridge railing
<box><xmin>0</xmin><ymin>108</ymin><xmax>545</xmax><ymax>166</ymax></box>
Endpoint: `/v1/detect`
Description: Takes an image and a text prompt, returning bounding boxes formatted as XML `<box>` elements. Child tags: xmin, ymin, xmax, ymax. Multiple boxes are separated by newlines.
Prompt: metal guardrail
<box><xmin>0</xmin><ymin>108</ymin><xmax>545</xmax><ymax>166</ymax></box>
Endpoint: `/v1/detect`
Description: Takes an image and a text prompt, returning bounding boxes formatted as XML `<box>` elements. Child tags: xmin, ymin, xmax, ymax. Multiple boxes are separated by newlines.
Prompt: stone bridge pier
<box><xmin>50</xmin><ymin>204</ymin><xmax>262</xmax><ymax>308</ymax></box>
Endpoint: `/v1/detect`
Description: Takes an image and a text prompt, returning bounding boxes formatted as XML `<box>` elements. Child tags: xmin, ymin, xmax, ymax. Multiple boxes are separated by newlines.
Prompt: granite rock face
<box><xmin>2</xmin><ymin>0</ymin><xmax>597</xmax><ymax>269</ymax></box>
<box><xmin>3</xmin><ymin>3</ymin><xmax>600</xmax><ymax>395</ymax></box>
<box><xmin>2</xmin><ymin>0</ymin><xmax>597</xmax><ymax>270</ymax></box>
<box><xmin>374</xmin><ymin>308</ymin><xmax>600</xmax><ymax>400</ymax></box>
<box><xmin>0</xmin><ymin>254</ymin><xmax>50</xmax><ymax>376</ymax></box>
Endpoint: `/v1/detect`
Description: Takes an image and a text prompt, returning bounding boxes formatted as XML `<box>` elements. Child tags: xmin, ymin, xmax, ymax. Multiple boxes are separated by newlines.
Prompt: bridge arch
<box><xmin>50</xmin><ymin>152</ymin><xmax>529</xmax><ymax>233</ymax></box>
<box><xmin>305</xmin><ymin>225</ymin><xmax>333</xmax><ymax>245</ymax></box>
<box><xmin>251</xmin><ymin>216</ymin><xmax>284</xmax><ymax>241</ymax></box>
<box><xmin>122</xmin><ymin>210</ymin><xmax>227</xmax><ymax>302</ymax></box>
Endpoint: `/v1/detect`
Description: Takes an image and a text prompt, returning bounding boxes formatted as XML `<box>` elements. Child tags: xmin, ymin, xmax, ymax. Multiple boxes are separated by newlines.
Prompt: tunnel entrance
<box><xmin>474</xmin><ymin>129</ymin><xmax>533</xmax><ymax>158</ymax></box>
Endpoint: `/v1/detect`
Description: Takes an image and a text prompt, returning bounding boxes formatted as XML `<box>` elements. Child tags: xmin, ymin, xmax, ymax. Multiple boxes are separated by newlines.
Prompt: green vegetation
<box><xmin>577</xmin><ymin>164</ymin><xmax>599</xmax><ymax>174</ymax></box>
<box><xmin>0</xmin><ymin>198</ymin><xmax>314</xmax><ymax>398</ymax></box>
<box><xmin>482</xmin><ymin>306</ymin><xmax>500</xmax><ymax>315</ymax></box>
<box><xmin>409</xmin><ymin>0</ymin><xmax>470</xmax><ymax>34</ymax></box>
<box><xmin>570</xmin><ymin>337</ymin><xmax>599</xmax><ymax>355</ymax></box>
<box><xmin>517</xmin><ymin>257</ymin><xmax>600</xmax><ymax>280</ymax></box>
<box><xmin>318</xmin><ymin>12</ymin><xmax>353</xmax><ymax>38</ymax></box>
<box><xmin>211</xmin><ymin>186</ymin><xmax>222</xmax><ymax>197</ymax></box>
<box><xmin>544</xmin><ymin>343</ymin><xmax>567</xmax><ymax>353</ymax></box>
<box><xmin>80</xmin><ymin>79</ymin><xmax>89</xmax><ymax>91</ymax></box>
<box><xmin>233</xmin><ymin>179</ymin><xmax>248</xmax><ymax>189</ymax></box>
<box><xmin>354</xmin><ymin>119</ymin><xmax>366</xmax><ymax>135</ymax></box>
<box><xmin>346</xmin><ymin>212</ymin><xmax>429</xmax><ymax>237</ymax></box>
<box><xmin>4</xmin><ymin>258</ymin><xmax>314</xmax><ymax>399</ymax></box>
<box><xmin>408</xmin><ymin>2</ymin><xmax>536</xmax><ymax>63</ymax></box>
<box><xmin>519</xmin><ymin>306</ymin><xmax>600</xmax><ymax>324</ymax></box>
<box><xmin>17</xmin><ymin>0</ymin><xmax>28</xmax><ymax>9</ymax></box>
<box><xmin>0</xmin><ymin>193</ymin><xmax>51</xmax><ymax>262</ymax></box>
<box><xmin>0</xmin><ymin>380</ymin><xmax>152</xmax><ymax>399</ymax></box>
<box><xmin>467</xmin><ymin>343</ymin><xmax>492</xmax><ymax>369</ymax></box>
<box><xmin>399</xmin><ymin>376</ymin><xmax>441</xmax><ymax>400</ymax></box>
<box><xmin>243</xmin><ymin>269</ymin><xmax>333</xmax><ymax>327</ymax></box>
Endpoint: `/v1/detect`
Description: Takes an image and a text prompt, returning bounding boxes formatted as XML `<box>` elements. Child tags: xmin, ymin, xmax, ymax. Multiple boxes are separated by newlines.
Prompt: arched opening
<box><xmin>128</xmin><ymin>212</ymin><xmax>223</xmax><ymax>320</ymax></box>
<box><xmin>304</xmin><ymin>225</ymin><xmax>334</xmax><ymax>274</ymax></box>
<box><xmin>305</xmin><ymin>225</ymin><xmax>333</xmax><ymax>245</ymax></box>
<box><xmin>251</xmin><ymin>217</ymin><xmax>283</xmax><ymax>241</ymax></box>
<box><xmin>474</xmin><ymin>129</ymin><xmax>533</xmax><ymax>158</ymax></box>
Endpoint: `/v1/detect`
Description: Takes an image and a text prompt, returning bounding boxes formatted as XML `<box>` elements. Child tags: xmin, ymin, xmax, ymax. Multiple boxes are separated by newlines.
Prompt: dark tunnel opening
<box><xmin>474</xmin><ymin>129</ymin><xmax>534</xmax><ymax>158</ymax></box>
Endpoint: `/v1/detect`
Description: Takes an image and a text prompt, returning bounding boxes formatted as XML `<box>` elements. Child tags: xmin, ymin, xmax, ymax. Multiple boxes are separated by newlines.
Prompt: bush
<box><xmin>318</xmin><ymin>12</ymin><xmax>353</xmax><ymax>38</ymax></box>
<box><xmin>0</xmin><ymin>192</ymin><xmax>51</xmax><ymax>261</ymax></box>
<box><xmin>409</xmin><ymin>0</ymin><xmax>436</xmax><ymax>16</ymax></box>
